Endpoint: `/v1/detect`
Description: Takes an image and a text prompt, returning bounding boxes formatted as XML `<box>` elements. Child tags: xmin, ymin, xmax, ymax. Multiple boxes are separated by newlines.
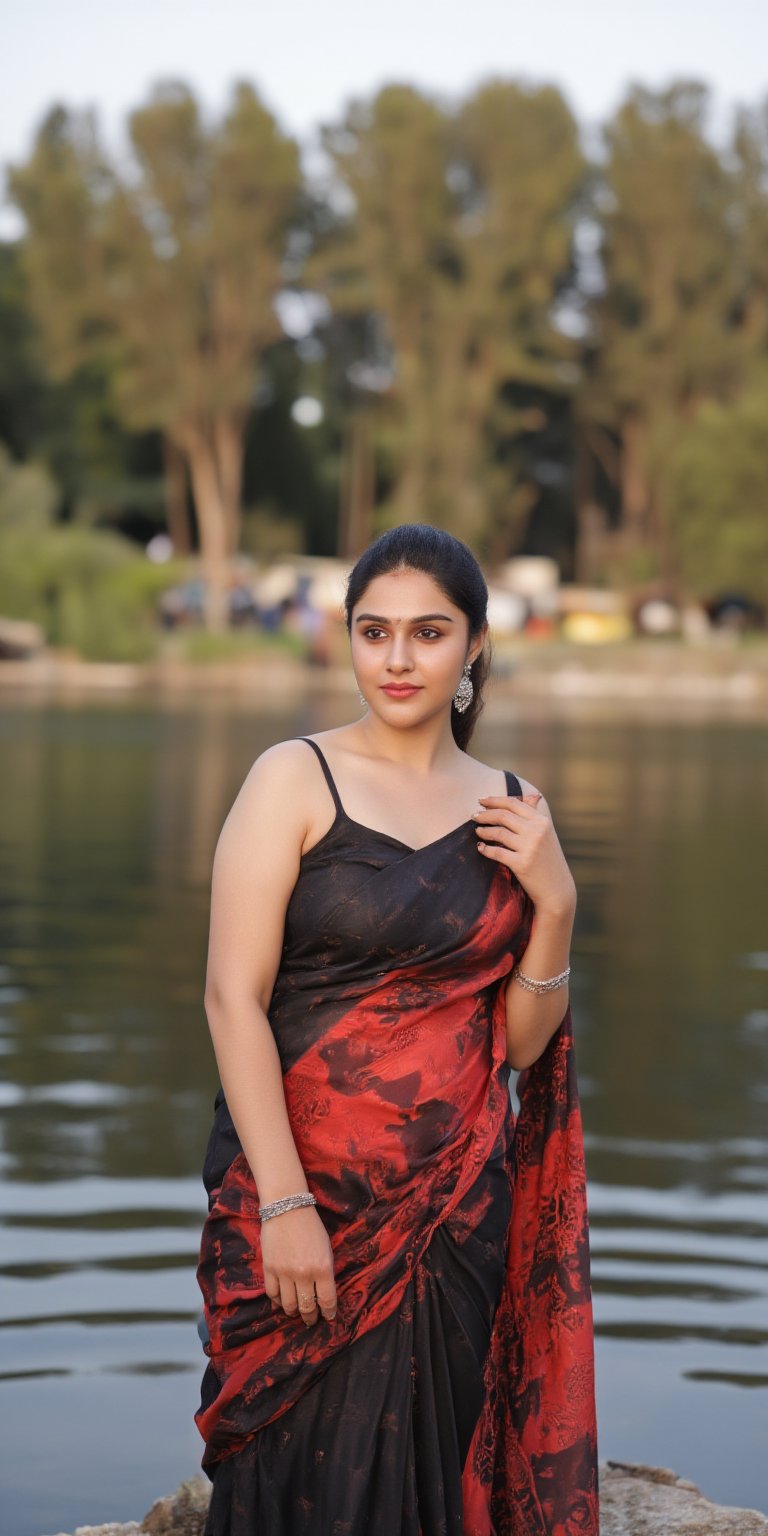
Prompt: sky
<box><xmin>2</xmin><ymin>0</ymin><xmax>766</xmax><ymax>230</ymax></box>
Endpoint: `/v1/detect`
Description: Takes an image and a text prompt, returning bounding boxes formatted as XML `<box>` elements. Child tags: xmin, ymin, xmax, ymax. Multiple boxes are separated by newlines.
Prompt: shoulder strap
<box><xmin>297</xmin><ymin>738</ymin><xmax>520</xmax><ymax>808</ymax></box>
<box><xmin>294</xmin><ymin>737</ymin><xmax>345</xmax><ymax>816</ymax></box>
<box><xmin>504</xmin><ymin>768</ymin><xmax>523</xmax><ymax>798</ymax></box>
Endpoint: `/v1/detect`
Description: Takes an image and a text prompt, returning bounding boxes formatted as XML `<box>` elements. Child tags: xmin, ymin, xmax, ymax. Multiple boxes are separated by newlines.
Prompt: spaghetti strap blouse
<box><xmin>195</xmin><ymin>736</ymin><xmax>599</xmax><ymax>1535</ymax></box>
<box><xmin>296</xmin><ymin>734</ymin><xmax>520</xmax><ymax>857</ymax></box>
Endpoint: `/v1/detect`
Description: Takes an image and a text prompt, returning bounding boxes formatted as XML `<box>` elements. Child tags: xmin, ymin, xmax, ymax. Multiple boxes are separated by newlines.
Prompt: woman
<box><xmin>195</xmin><ymin>524</ymin><xmax>599</xmax><ymax>1535</ymax></box>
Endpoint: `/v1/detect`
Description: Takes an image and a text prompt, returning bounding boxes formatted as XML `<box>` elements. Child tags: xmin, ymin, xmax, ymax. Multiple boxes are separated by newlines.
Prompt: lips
<box><xmin>381</xmin><ymin>685</ymin><xmax>421</xmax><ymax>696</ymax></box>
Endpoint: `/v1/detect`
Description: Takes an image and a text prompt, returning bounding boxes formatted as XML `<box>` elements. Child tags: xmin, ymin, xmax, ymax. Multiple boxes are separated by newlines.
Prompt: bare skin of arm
<box><xmin>203</xmin><ymin>741</ymin><xmax>337</xmax><ymax>1329</ymax></box>
<box><xmin>501</xmin><ymin>903</ymin><xmax>575</xmax><ymax>1070</ymax></box>
<box><xmin>472</xmin><ymin>782</ymin><xmax>577</xmax><ymax>1071</ymax></box>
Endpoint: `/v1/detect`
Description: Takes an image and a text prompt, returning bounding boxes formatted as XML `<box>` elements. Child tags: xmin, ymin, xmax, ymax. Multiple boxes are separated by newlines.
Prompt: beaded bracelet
<box><xmin>259</xmin><ymin>1192</ymin><xmax>317</xmax><ymax>1223</ymax></box>
<box><xmin>512</xmin><ymin>963</ymin><xmax>571</xmax><ymax>994</ymax></box>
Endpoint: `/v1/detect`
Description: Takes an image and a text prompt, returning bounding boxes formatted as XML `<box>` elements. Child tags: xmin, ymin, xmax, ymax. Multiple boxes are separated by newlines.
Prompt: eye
<box><xmin>361</xmin><ymin>627</ymin><xmax>442</xmax><ymax>640</ymax></box>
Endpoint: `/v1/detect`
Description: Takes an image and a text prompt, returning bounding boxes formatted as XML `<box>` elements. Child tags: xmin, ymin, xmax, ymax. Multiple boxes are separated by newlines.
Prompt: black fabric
<box><xmin>203</xmin><ymin>1146</ymin><xmax>511</xmax><ymax>1535</ymax></box>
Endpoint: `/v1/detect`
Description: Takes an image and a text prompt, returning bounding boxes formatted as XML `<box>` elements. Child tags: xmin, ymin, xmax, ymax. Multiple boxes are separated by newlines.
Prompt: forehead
<box><xmin>353</xmin><ymin>568</ymin><xmax>458</xmax><ymax>615</ymax></box>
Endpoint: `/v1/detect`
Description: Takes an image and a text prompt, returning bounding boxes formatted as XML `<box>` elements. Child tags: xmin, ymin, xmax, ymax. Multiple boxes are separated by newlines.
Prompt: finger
<box><xmin>263</xmin><ymin>1269</ymin><xmax>281</xmax><ymax>1311</ymax></box>
<box><xmin>475</xmin><ymin>836</ymin><xmax>505</xmax><ymax>858</ymax></box>
<box><xmin>478</xmin><ymin>795</ymin><xmax>538</xmax><ymax>814</ymax></box>
<box><xmin>296</xmin><ymin>1285</ymin><xmax>319</xmax><ymax>1327</ymax></box>
<box><xmin>315</xmin><ymin>1274</ymin><xmax>338</xmax><ymax>1322</ymax></box>
<box><xmin>280</xmin><ymin>1277</ymin><xmax>300</xmax><ymax>1317</ymax></box>
<box><xmin>474</xmin><ymin>821</ymin><xmax>518</xmax><ymax>846</ymax></box>
<box><xmin>472</xmin><ymin>808</ymin><xmax>519</xmax><ymax>830</ymax></box>
<box><xmin>524</xmin><ymin>792</ymin><xmax>548</xmax><ymax>815</ymax></box>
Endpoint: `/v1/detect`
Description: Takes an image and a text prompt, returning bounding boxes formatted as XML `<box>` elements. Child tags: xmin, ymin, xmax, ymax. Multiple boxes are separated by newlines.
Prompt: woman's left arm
<box><xmin>472</xmin><ymin>784</ymin><xmax>577</xmax><ymax>1070</ymax></box>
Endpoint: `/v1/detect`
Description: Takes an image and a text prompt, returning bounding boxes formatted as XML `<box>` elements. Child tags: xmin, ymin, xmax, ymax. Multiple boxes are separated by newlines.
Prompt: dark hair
<box><xmin>344</xmin><ymin>523</ymin><xmax>492</xmax><ymax>751</ymax></box>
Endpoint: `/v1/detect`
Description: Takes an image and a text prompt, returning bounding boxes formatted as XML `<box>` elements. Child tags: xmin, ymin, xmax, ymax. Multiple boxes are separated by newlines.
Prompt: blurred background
<box><xmin>1</xmin><ymin>2</ymin><xmax>767</xmax><ymax>1531</ymax></box>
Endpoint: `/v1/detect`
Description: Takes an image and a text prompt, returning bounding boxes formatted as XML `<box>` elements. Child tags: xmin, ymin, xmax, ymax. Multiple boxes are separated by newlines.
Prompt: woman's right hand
<box><xmin>261</xmin><ymin>1204</ymin><xmax>338</xmax><ymax>1327</ymax></box>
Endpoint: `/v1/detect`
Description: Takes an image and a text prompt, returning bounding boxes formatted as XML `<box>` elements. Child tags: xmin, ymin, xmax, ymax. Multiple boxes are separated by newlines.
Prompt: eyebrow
<box><xmin>354</xmin><ymin>613</ymin><xmax>455</xmax><ymax>624</ymax></box>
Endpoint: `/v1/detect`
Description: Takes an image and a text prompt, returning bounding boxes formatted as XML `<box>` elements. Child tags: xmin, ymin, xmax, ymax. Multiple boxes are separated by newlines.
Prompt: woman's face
<box><xmin>350</xmin><ymin>567</ymin><xmax>486</xmax><ymax>718</ymax></box>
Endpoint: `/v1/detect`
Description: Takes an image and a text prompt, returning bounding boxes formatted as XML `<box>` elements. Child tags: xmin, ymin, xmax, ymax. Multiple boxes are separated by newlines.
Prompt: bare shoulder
<box><xmin>514</xmin><ymin>771</ymin><xmax>541</xmax><ymax>797</ymax></box>
<box><xmin>205</xmin><ymin>740</ymin><xmax>319</xmax><ymax>1013</ymax></box>
<box><xmin>217</xmin><ymin>738</ymin><xmax>318</xmax><ymax>850</ymax></box>
<box><xmin>244</xmin><ymin>736</ymin><xmax>321</xmax><ymax>787</ymax></box>
<box><xmin>514</xmin><ymin>771</ymin><xmax>552</xmax><ymax>814</ymax></box>
<box><xmin>464</xmin><ymin>750</ymin><xmax>544</xmax><ymax>806</ymax></box>
<box><xmin>234</xmin><ymin>736</ymin><xmax>314</xmax><ymax>792</ymax></box>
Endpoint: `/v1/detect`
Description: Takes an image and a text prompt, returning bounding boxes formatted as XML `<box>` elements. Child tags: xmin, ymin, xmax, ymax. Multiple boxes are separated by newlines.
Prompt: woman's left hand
<box><xmin>472</xmin><ymin>791</ymin><xmax>577</xmax><ymax>916</ymax></box>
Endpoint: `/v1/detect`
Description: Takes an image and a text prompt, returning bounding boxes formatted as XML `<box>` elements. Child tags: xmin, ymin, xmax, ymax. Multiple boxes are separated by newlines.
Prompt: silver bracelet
<box><xmin>259</xmin><ymin>1192</ymin><xmax>317</xmax><ymax>1222</ymax></box>
<box><xmin>512</xmin><ymin>963</ymin><xmax>571</xmax><ymax>994</ymax></box>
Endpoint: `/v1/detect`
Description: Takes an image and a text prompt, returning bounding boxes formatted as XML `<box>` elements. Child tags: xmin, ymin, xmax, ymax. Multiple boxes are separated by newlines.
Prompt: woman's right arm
<box><xmin>203</xmin><ymin>740</ymin><xmax>336</xmax><ymax>1327</ymax></box>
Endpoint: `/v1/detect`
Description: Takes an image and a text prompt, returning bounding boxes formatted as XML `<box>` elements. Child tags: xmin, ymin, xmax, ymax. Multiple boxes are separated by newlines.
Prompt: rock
<box><xmin>38</xmin><ymin>1477</ymin><xmax>210</xmax><ymax>1536</ymax></box>
<box><xmin>44</xmin><ymin>1525</ymin><xmax>141</xmax><ymax>1536</ymax></box>
<box><xmin>138</xmin><ymin>1477</ymin><xmax>211</xmax><ymax>1535</ymax></box>
<box><xmin>0</xmin><ymin>616</ymin><xmax>45</xmax><ymax>659</ymax></box>
<box><xmin>41</xmin><ymin>1462</ymin><xmax>768</xmax><ymax>1535</ymax></box>
<box><xmin>600</xmin><ymin>1460</ymin><xmax>768</xmax><ymax>1534</ymax></box>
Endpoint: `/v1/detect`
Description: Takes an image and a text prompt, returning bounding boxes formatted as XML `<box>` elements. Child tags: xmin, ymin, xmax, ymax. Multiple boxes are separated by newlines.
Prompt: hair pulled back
<box><xmin>344</xmin><ymin>523</ymin><xmax>492</xmax><ymax>751</ymax></box>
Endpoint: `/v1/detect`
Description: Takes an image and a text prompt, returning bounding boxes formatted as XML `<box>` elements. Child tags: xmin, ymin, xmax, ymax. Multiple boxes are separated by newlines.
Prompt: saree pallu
<box><xmin>195</xmin><ymin>742</ymin><xmax>599</xmax><ymax>1534</ymax></box>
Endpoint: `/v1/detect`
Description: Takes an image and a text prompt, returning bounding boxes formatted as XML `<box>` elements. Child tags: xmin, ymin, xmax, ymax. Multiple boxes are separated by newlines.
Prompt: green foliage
<box><xmin>597</xmin><ymin>541</ymin><xmax>664</xmax><ymax>591</ymax></box>
<box><xmin>314</xmin><ymin>80</ymin><xmax>586</xmax><ymax>550</ymax></box>
<box><xmin>653</xmin><ymin>378</ymin><xmax>768</xmax><ymax>602</ymax></box>
<box><xmin>5</xmin><ymin>75</ymin><xmax>768</xmax><ymax>604</ymax></box>
<box><xmin>7</xmin><ymin>84</ymin><xmax>304</xmax><ymax>624</ymax></box>
<box><xmin>588</xmin><ymin>82</ymin><xmax>739</xmax><ymax>419</ymax></box>
<box><xmin>103</xmin><ymin>80</ymin><xmax>302</xmax><ymax>435</ymax></box>
<box><xmin>240</xmin><ymin>504</ymin><xmax>305</xmax><ymax>561</ymax></box>
<box><xmin>180</xmin><ymin>628</ymin><xmax>307</xmax><ymax>662</ymax></box>
<box><xmin>0</xmin><ymin>516</ymin><xmax>186</xmax><ymax>661</ymax></box>
<box><xmin>0</xmin><ymin>441</ymin><xmax>60</xmax><ymax>529</ymax></box>
<box><xmin>7</xmin><ymin>106</ymin><xmax>111</xmax><ymax>383</ymax></box>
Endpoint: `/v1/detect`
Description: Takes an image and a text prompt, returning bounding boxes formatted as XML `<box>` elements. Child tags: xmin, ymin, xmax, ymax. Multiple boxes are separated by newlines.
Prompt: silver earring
<box><xmin>358</xmin><ymin>690</ymin><xmax>367</xmax><ymax>707</ymax></box>
<box><xmin>452</xmin><ymin>661</ymin><xmax>474</xmax><ymax>714</ymax></box>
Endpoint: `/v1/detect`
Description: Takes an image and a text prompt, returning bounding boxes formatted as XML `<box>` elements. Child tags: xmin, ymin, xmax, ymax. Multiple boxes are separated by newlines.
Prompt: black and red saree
<box><xmin>195</xmin><ymin>737</ymin><xmax>599</xmax><ymax>1534</ymax></box>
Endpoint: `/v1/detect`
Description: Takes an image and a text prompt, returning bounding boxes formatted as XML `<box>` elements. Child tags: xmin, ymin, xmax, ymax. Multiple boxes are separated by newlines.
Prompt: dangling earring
<box><xmin>358</xmin><ymin>690</ymin><xmax>367</xmax><ymax>707</ymax></box>
<box><xmin>452</xmin><ymin>661</ymin><xmax>474</xmax><ymax>714</ymax></box>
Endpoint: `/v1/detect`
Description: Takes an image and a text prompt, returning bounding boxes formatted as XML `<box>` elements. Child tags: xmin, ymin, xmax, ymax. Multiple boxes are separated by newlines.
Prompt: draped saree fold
<box><xmin>195</xmin><ymin>738</ymin><xmax>599</xmax><ymax>1534</ymax></box>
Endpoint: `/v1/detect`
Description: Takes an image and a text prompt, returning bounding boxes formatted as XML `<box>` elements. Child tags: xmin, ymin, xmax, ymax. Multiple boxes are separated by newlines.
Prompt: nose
<box><xmin>385</xmin><ymin>637</ymin><xmax>414</xmax><ymax>672</ymax></box>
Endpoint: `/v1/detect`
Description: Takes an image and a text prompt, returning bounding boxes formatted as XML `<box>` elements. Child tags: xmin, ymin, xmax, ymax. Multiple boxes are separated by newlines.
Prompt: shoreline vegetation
<box><xmin>2</xmin><ymin>635</ymin><xmax>767</xmax><ymax>717</ymax></box>
<box><xmin>42</xmin><ymin>1461</ymin><xmax>768</xmax><ymax>1535</ymax></box>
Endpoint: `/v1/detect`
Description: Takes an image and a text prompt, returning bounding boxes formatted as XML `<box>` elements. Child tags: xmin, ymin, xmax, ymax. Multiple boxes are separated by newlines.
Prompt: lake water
<box><xmin>0</xmin><ymin>693</ymin><xmax>766</xmax><ymax>1533</ymax></box>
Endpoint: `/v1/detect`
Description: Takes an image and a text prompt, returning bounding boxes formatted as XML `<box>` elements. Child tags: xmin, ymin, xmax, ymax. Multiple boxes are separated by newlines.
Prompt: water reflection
<box><xmin>0</xmin><ymin>697</ymin><xmax>766</xmax><ymax>1531</ymax></box>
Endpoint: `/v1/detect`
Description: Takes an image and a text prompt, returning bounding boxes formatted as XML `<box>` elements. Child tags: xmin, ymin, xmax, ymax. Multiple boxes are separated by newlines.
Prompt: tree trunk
<box><xmin>182</xmin><ymin>429</ymin><xmax>231</xmax><ymax>632</ymax></box>
<box><xmin>339</xmin><ymin>411</ymin><xmax>375</xmax><ymax>559</ymax></box>
<box><xmin>213</xmin><ymin>414</ymin><xmax>246</xmax><ymax>558</ymax></box>
<box><xmin>620</xmin><ymin>411</ymin><xmax>652</xmax><ymax>548</ymax></box>
<box><xmin>573</xmin><ymin>419</ymin><xmax>610</xmax><ymax>585</ymax></box>
<box><xmin>386</xmin><ymin>345</ymin><xmax>431</xmax><ymax>525</ymax></box>
<box><xmin>162</xmin><ymin>436</ymin><xmax>192</xmax><ymax>555</ymax></box>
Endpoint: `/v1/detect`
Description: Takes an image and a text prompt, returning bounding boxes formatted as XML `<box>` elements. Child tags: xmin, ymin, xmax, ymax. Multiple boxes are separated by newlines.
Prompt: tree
<box><xmin>9</xmin><ymin>83</ymin><xmax>302</xmax><ymax>628</ymax></box>
<box><xmin>654</xmin><ymin>374</ymin><xmax>768</xmax><ymax>604</ymax></box>
<box><xmin>729</xmin><ymin>97</ymin><xmax>768</xmax><ymax>356</ymax></box>
<box><xmin>313</xmin><ymin>81</ymin><xmax>586</xmax><ymax>557</ymax></box>
<box><xmin>582</xmin><ymin>83</ymin><xmax>740</xmax><ymax>588</ymax></box>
